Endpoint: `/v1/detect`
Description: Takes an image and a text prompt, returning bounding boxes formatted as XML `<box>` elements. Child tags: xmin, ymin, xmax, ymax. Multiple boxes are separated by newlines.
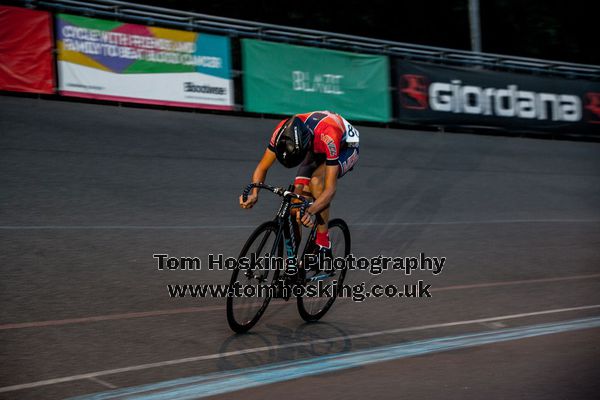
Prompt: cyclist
<box><xmin>239</xmin><ymin>111</ymin><xmax>359</xmax><ymax>257</ymax></box>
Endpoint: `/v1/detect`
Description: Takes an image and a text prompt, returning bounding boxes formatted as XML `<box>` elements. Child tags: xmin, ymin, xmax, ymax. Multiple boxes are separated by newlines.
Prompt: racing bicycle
<box><xmin>226</xmin><ymin>182</ymin><xmax>351</xmax><ymax>333</ymax></box>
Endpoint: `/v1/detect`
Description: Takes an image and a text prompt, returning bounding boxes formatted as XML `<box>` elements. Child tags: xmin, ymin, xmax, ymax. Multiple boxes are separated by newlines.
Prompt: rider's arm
<box><xmin>307</xmin><ymin>165</ymin><xmax>338</xmax><ymax>215</ymax></box>
<box><xmin>251</xmin><ymin>148</ymin><xmax>276</xmax><ymax>195</ymax></box>
<box><xmin>240</xmin><ymin>149</ymin><xmax>276</xmax><ymax>209</ymax></box>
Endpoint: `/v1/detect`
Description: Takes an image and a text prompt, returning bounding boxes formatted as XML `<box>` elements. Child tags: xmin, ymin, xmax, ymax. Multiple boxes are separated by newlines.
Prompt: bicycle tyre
<box><xmin>227</xmin><ymin>221</ymin><xmax>282</xmax><ymax>333</ymax></box>
<box><xmin>297</xmin><ymin>218</ymin><xmax>351</xmax><ymax>322</ymax></box>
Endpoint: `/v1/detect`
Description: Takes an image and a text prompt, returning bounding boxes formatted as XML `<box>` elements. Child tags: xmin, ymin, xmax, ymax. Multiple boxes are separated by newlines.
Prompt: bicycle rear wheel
<box><xmin>297</xmin><ymin>218</ymin><xmax>351</xmax><ymax>322</ymax></box>
<box><xmin>227</xmin><ymin>221</ymin><xmax>282</xmax><ymax>333</ymax></box>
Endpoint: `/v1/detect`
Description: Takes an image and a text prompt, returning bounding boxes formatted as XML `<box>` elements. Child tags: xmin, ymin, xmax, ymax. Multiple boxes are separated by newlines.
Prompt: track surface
<box><xmin>1</xmin><ymin>96</ymin><xmax>599</xmax><ymax>399</ymax></box>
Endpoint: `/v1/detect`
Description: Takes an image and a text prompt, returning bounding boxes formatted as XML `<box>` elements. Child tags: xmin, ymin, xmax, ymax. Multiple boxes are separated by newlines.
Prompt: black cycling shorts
<box><xmin>294</xmin><ymin>146</ymin><xmax>359</xmax><ymax>186</ymax></box>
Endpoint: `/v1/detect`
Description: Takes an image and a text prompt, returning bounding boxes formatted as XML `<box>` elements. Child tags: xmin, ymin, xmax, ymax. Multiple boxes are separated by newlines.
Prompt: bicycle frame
<box><xmin>243</xmin><ymin>182</ymin><xmax>317</xmax><ymax>279</ymax></box>
<box><xmin>229</xmin><ymin>182</ymin><xmax>351</xmax><ymax>331</ymax></box>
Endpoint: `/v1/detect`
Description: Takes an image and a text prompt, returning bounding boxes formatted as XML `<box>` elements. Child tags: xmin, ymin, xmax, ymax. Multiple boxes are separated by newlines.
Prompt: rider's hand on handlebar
<box><xmin>297</xmin><ymin>208</ymin><xmax>316</xmax><ymax>228</ymax></box>
<box><xmin>239</xmin><ymin>193</ymin><xmax>258</xmax><ymax>209</ymax></box>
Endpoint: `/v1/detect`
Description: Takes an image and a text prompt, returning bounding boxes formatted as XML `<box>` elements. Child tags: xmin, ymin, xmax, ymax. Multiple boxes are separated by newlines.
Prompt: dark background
<box><xmin>139</xmin><ymin>0</ymin><xmax>597</xmax><ymax>65</ymax></box>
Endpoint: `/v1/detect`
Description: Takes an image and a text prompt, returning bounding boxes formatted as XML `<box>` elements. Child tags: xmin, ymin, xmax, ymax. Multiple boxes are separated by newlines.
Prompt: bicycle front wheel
<box><xmin>227</xmin><ymin>221</ymin><xmax>282</xmax><ymax>333</ymax></box>
<box><xmin>297</xmin><ymin>218</ymin><xmax>351</xmax><ymax>322</ymax></box>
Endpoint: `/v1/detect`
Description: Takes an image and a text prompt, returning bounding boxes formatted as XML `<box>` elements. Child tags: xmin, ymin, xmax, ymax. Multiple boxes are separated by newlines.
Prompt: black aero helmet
<box><xmin>274</xmin><ymin>116</ymin><xmax>312</xmax><ymax>168</ymax></box>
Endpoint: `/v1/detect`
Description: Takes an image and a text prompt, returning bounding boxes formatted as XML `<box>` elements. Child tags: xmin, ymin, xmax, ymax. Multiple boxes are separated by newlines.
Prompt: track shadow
<box><xmin>217</xmin><ymin>321</ymin><xmax>352</xmax><ymax>371</ymax></box>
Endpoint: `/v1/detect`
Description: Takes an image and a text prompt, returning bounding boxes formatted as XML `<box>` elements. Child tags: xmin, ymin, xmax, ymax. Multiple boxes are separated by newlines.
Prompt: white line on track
<box><xmin>86</xmin><ymin>377</ymin><xmax>117</xmax><ymax>389</ymax></box>
<box><xmin>0</xmin><ymin>304</ymin><xmax>599</xmax><ymax>394</ymax></box>
<box><xmin>1</xmin><ymin>273</ymin><xmax>599</xmax><ymax>331</ymax></box>
<box><xmin>431</xmin><ymin>273</ymin><xmax>600</xmax><ymax>292</ymax></box>
<box><xmin>0</xmin><ymin>306</ymin><xmax>224</xmax><ymax>330</ymax></box>
<box><xmin>66</xmin><ymin>317</ymin><xmax>600</xmax><ymax>400</ymax></box>
<box><xmin>351</xmin><ymin>218</ymin><xmax>600</xmax><ymax>226</ymax></box>
<box><xmin>0</xmin><ymin>219</ymin><xmax>598</xmax><ymax>230</ymax></box>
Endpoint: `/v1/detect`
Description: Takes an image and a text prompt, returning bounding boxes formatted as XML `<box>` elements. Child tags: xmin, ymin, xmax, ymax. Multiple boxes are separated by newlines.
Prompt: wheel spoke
<box><xmin>298</xmin><ymin>219</ymin><xmax>350</xmax><ymax>322</ymax></box>
<box><xmin>227</xmin><ymin>221</ymin><xmax>282</xmax><ymax>333</ymax></box>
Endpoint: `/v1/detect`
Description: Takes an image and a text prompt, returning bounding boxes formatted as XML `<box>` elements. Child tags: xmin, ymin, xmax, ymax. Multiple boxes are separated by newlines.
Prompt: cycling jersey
<box><xmin>268</xmin><ymin>111</ymin><xmax>360</xmax><ymax>187</ymax></box>
<box><xmin>268</xmin><ymin>111</ymin><xmax>360</xmax><ymax>166</ymax></box>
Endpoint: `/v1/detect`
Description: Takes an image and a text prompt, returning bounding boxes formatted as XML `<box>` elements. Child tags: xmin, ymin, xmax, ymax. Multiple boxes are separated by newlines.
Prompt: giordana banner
<box><xmin>243</xmin><ymin>39</ymin><xmax>390</xmax><ymax>122</ymax></box>
<box><xmin>55</xmin><ymin>14</ymin><xmax>233</xmax><ymax>109</ymax></box>
<box><xmin>396</xmin><ymin>60</ymin><xmax>600</xmax><ymax>134</ymax></box>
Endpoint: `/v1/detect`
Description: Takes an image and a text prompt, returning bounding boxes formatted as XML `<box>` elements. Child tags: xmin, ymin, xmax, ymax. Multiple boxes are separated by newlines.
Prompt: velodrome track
<box><xmin>1</xmin><ymin>95</ymin><xmax>599</xmax><ymax>399</ymax></box>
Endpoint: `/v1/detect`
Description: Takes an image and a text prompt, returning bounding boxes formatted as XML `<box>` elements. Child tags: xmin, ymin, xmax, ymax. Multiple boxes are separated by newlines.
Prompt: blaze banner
<box><xmin>243</xmin><ymin>39</ymin><xmax>390</xmax><ymax>122</ymax></box>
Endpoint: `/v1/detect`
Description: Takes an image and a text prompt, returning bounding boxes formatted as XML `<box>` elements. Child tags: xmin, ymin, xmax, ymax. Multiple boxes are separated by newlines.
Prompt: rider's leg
<box><xmin>291</xmin><ymin>184</ymin><xmax>312</xmax><ymax>243</ymax></box>
<box><xmin>308</xmin><ymin>163</ymin><xmax>330</xmax><ymax>247</ymax></box>
<box><xmin>293</xmin><ymin>153</ymin><xmax>319</xmax><ymax>241</ymax></box>
<box><xmin>294</xmin><ymin>152</ymin><xmax>317</xmax><ymax>198</ymax></box>
<box><xmin>309</xmin><ymin>146</ymin><xmax>359</xmax><ymax>248</ymax></box>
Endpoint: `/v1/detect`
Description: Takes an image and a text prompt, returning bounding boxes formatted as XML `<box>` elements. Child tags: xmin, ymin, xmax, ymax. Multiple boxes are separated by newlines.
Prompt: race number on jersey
<box><xmin>342</xmin><ymin>117</ymin><xmax>360</xmax><ymax>146</ymax></box>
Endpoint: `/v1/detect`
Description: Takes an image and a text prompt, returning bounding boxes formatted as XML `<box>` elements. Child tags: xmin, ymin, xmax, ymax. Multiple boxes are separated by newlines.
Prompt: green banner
<box><xmin>242</xmin><ymin>39</ymin><xmax>390</xmax><ymax>122</ymax></box>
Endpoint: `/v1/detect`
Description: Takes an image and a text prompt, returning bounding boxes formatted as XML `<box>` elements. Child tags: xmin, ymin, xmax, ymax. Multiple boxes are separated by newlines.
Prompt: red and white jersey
<box><xmin>268</xmin><ymin>111</ymin><xmax>359</xmax><ymax>165</ymax></box>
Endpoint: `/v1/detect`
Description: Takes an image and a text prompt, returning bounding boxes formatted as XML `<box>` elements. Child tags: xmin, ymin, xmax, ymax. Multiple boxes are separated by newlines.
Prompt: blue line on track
<box><xmin>69</xmin><ymin>316</ymin><xmax>600</xmax><ymax>400</ymax></box>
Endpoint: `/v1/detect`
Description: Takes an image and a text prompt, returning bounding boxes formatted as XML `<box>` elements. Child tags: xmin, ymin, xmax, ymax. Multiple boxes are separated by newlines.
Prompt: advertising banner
<box><xmin>396</xmin><ymin>59</ymin><xmax>600</xmax><ymax>134</ymax></box>
<box><xmin>0</xmin><ymin>6</ymin><xmax>54</xmax><ymax>94</ymax></box>
<box><xmin>242</xmin><ymin>39</ymin><xmax>390</xmax><ymax>122</ymax></box>
<box><xmin>55</xmin><ymin>14</ymin><xmax>233</xmax><ymax>109</ymax></box>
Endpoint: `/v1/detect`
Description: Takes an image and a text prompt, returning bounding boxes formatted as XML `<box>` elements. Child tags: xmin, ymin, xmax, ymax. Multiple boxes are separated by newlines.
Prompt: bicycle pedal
<box><xmin>307</xmin><ymin>272</ymin><xmax>327</xmax><ymax>282</ymax></box>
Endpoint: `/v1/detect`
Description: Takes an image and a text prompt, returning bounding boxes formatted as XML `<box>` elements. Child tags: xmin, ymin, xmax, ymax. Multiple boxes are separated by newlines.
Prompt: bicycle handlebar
<box><xmin>242</xmin><ymin>182</ymin><xmax>313</xmax><ymax>217</ymax></box>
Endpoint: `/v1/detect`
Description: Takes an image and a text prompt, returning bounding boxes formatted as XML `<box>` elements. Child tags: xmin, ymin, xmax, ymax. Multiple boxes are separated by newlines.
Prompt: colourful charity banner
<box><xmin>55</xmin><ymin>13</ymin><xmax>233</xmax><ymax>109</ymax></box>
